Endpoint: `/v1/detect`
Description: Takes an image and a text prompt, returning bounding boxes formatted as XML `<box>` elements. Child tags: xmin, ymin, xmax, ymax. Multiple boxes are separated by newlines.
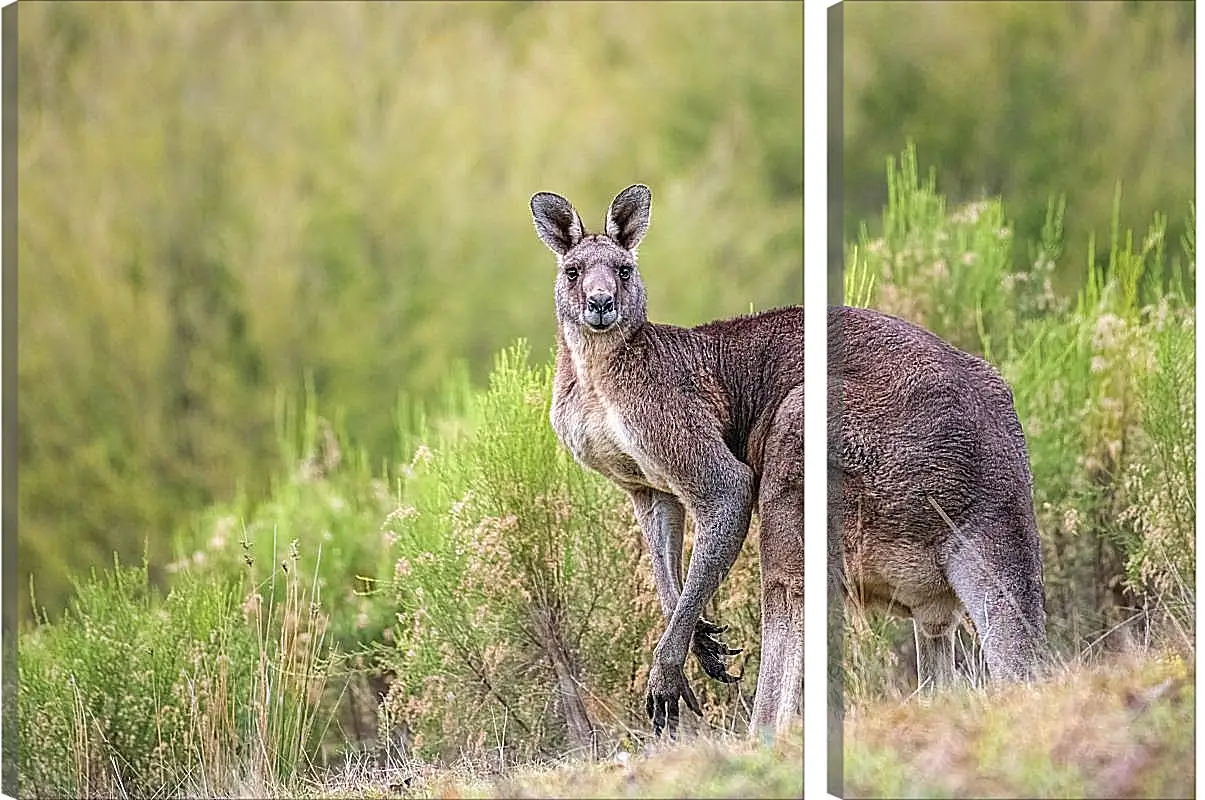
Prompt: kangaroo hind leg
<box><xmin>911</xmin><ymin>602</ymin><xmax>960</xmax><ymax>694</ymax></box>
<box><xmin>750</xmin><ymin>385</ymin><xmax>804</xmax><ymax>737</ymax></box>
<box><xmin>942</xmin><ymin>512</ymin><xmax>1047</xmax><ymax>683</ymax></box>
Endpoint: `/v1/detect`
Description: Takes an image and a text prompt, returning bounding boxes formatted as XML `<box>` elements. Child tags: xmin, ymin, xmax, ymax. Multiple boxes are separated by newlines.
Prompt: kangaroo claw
<box><xmin>692</xmin><ymin>618</ymin><xmax>743</xmax><ymax>682</ymax></box>
<box><xmin>646</xmin><ymin>662</ymin><xmax>701</xmax><ymax>739</ymax></box>
<box><xmin>696</xmin><ymin>618</ymin><xmax>728</xmax><ymax>636</ymax></box>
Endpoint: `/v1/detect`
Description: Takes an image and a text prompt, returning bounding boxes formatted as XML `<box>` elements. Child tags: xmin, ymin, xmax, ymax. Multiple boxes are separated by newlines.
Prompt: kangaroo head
<box><xmin>530</xmin><ymin>184</ymin><xmax>652</xmax><ymax>337</ymax></box>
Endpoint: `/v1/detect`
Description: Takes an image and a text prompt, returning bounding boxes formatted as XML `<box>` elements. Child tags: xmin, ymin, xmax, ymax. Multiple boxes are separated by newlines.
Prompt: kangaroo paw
<box><xmin>692</xmin><ymin>618</ymin><xmax>743</xmax><ymax>683</ymax></box>
<box><xmin>646</xmin><ymin>662</ymin><xmax>702</xmax><ymax>739</ymax></box>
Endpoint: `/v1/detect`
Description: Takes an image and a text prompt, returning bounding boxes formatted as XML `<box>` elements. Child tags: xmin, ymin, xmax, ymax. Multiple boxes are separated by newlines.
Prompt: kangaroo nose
<box><xmin>587</xmin><ymin>294</ymin><xmax>614</xmax><ymax>315</ymax></box>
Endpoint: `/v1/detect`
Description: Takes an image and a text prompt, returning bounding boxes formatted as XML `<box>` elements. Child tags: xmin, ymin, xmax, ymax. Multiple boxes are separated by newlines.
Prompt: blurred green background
<box><xmin>17</xmin><ymin>1</ymin><xmax>803</xmax><ymax>621</ymax></box>
<box><xmin>843</xmin><ymin>1</ymin><xmax>1194</xmax><ymax>294</ymax></box>
<box><xmin>17</xmin><ymin>1</ymin><xmax>1196</xmax><ymax>627</ymax></box>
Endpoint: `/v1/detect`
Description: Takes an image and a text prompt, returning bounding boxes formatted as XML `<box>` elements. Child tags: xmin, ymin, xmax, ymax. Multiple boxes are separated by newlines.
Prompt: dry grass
<box><xmin>842</xmin><ymin>652</ymin><xmax>1194</xmax><ymax>799</ymax></box>
<box><xmin>298</xmin><ymin>727</ymin><xmax>803</xmax><ymax>799</ymax></box>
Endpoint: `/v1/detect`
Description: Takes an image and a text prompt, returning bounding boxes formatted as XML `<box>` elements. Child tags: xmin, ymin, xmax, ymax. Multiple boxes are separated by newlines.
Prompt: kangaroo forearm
<box><xmin>655</xmin><ymin>482</ymin><xmax>753</xmax><ymax>666</ymax></box>
<box><xmin>631</xmin><ymin>488</ymin><xmax>686</xmax><ymax>621</ymax></box>
<box><xmin>656</xmin><ymin>543</ymin><xmax>748</xmax><ymax>665</ymax></box>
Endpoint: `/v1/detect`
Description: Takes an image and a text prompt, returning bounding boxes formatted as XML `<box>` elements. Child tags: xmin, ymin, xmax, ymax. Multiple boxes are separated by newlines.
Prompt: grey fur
<box><xmin>829</xmin><ymin>306</ymin><xmax>1048</xmax><ymax>694</ymax></box>
<box><xmin>530</xmin><ymin>185</ymin><xmax>803</xmax><ymax>739</ymax></box>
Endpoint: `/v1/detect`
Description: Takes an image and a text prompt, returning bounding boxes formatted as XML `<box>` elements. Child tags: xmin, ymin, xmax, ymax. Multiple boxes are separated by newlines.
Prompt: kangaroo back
<box><xmin>830</xmin><ymin>305</ymin><xmax>1046</xmax><ymax>687</ymax></box>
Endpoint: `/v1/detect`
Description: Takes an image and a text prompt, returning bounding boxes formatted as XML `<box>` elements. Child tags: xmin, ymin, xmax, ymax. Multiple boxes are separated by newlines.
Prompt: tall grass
<box><xmin>19</xmin><ymin>543</ymin><xmax>337</xmax><ymax>797</ymax></box>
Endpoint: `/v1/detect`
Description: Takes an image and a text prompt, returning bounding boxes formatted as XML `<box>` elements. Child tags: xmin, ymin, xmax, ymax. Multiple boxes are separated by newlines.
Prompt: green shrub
<box><xmin>376</xmin><ymin>342</ymin><xmax>764</xmax><ymax>763</ymax></box>
<box><xmin>1119</xmin><ymin>298</ymin><xmax>1195</xmax><ymax>639</ymax></box>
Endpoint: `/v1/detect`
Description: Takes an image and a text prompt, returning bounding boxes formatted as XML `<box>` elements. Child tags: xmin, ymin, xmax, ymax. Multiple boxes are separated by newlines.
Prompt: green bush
<box><xmin>376</xmin><ymin>342</ymin><xmax>764</xmax><ymax>762</ymax></box>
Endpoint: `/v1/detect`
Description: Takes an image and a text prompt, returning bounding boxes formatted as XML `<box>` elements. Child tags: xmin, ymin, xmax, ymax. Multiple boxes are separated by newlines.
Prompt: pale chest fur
<box><xmin>550</xmin><ymin>352</ymin><xmax>673</xmax><ymax>494</ymax></box>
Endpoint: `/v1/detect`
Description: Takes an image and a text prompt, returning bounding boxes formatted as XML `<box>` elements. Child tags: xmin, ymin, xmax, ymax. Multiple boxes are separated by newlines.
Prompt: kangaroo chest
<box><xmin>551</xmin><ymin>377</ymin><xmax>673</xmax><ymax>494</ymax></box>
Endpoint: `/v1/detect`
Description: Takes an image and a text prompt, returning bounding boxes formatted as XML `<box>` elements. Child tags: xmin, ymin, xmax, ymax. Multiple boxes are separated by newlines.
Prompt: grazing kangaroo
<box><xmin>530</xmin><ymin>184</ymin><xmax>803</xmax><ymax>739</ymax></box>
<box><xmin>829</xmin><ymin>305</ymin><xmax>1047</xmax><ymax>695</ymax></box>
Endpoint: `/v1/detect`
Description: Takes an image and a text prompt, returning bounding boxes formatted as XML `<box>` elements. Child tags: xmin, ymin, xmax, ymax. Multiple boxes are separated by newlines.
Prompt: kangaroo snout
<box><xmin>585</xmin><ymin>293</ymin><xmax>617</xmax><ymax>329</ymax></box>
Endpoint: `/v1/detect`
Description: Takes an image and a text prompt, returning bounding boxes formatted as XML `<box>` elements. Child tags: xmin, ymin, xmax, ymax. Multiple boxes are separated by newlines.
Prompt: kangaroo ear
<box><xmin>605</xmin><ymin>184</ymin><xmax>651</xmax><ymax>252</ymax></box>
<box><xmin>531</xmin><ymin>192</ymin><xmax>585</xmax><ymax>256</ymax></box>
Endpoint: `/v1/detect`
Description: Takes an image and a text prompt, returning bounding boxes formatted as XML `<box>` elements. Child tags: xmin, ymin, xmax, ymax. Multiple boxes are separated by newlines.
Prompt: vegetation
<box><xmin>388</xmin><ymin>730</ymin><xmax>804</xmax><ymax>800</ymax></box>
<box><xmin>842</xmin><ymin>1</ymin><xmax>1194</xmax><ymax>292</ymax></box>
<box><xmin>20</xmin><ymin>550</ymin><xmax>335</xmax><ymax>797</ymax></box>
<box><xmin>18</xmin><ymin>140</ymin><xmax>1192</xmax><ymax>796</ymax></box>
<box><xmin>15</xmin><ymin>2</ymin><xmax>1195</xmax><ymax>798</ymax></box>
<box><xmin>840</xmin><ymin>145</ymin><xmax>1194</xmax><ymax>797</ymax></box>
<box><xmin>17</xmin><ymin>349</ymin><xmax>776</xmax><ymax>797</ymax></box>
<box><xmin>17</xmin><ymin>0</ymin><xmax>804</xmax><ymax>621</ymax></box>
<box><xmin>843</xmin><ymin>655</ymin><xmax>1193</xmax><ymax>799</ymax></box>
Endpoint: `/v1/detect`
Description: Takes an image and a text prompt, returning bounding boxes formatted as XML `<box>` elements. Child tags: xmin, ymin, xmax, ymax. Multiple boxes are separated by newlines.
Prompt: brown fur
<box><xmin>829</xmin><ymin>305</ymin><xmax>1048</xmax><ymax>695</ymax></box>
<box><xmin>531</xmin><ymin>185</ymin><xmax>803</xmax><ymax>738</ymax></box>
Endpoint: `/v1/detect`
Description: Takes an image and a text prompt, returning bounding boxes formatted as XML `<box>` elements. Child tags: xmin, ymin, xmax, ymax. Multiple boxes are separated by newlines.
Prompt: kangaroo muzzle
<box><xmin>585</xmin><ymin>292</ymin><xmax>618</xmax><ymax>330</ymax></box>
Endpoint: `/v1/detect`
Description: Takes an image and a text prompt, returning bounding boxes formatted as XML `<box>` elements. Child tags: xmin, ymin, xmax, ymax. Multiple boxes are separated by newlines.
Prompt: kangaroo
<box><xmin>530</xmin><ymin>184</ymin><xmax>803</xmax><ymax>739</ymax></box>
<box><xmin>829</xmin><ymin>305</ymin><xmax>1047</xmax><ymax>696</ymax></box>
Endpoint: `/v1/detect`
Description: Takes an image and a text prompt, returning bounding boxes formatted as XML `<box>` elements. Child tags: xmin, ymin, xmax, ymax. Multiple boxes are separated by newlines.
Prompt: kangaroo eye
<box><xmin>564</xmin><ymin>266</ymin><xmax>579</xmax><ymax>281</ymax></box>
<box><xmin>618</xmin><ymin>265</ymin><xmax>633</xmax><ymax>281</ymax></box>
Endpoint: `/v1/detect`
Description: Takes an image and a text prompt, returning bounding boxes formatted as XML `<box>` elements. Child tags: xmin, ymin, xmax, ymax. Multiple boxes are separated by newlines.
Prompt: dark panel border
<box><xmin>826</xmin><ymin>3</ymin><xmax>845</xmax><ymax>798</ymax></box>
<box><xmin>3</xmin><ymin>2</ymin><xmax>18</xmax><ymax>796</ymax></box>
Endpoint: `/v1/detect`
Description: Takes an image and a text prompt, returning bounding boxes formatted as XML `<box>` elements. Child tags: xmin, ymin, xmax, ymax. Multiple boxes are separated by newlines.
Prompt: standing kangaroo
<box><xmin>530</xmin><ymin>184</ymin><xmax>803</xmax><ymax>739</ymax></box>
<box><xmin>829</xmin><ymin>305</ymin><xmax>1047</xmax><ymax>694</ymax></box>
